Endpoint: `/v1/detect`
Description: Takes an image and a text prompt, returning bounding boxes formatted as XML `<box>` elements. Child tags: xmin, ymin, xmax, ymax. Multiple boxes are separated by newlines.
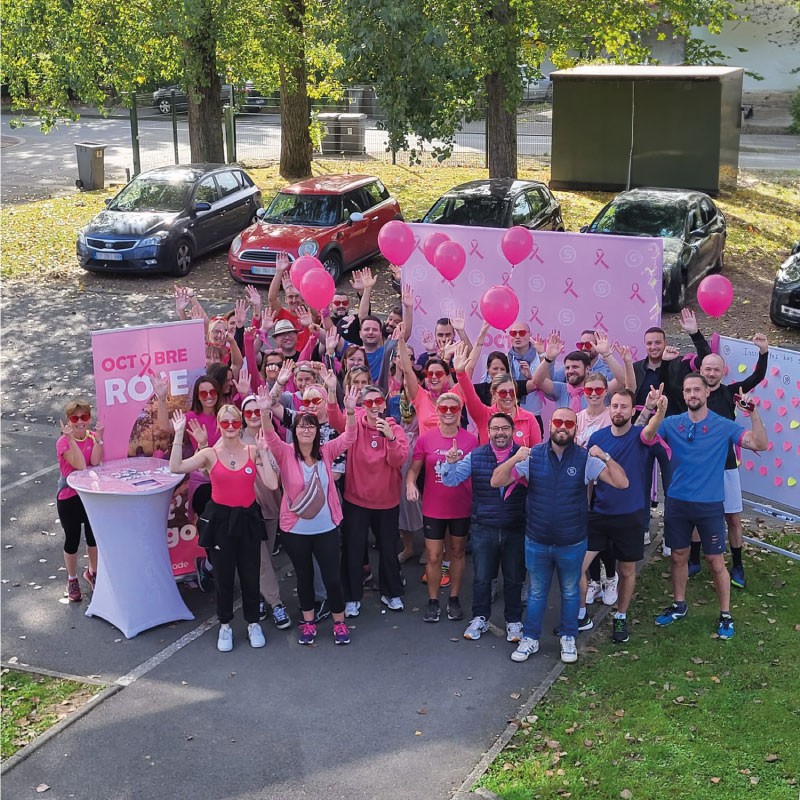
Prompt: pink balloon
<box><xmin>501</xmin><ymin>226</ymin><xmax>533</xmax><ymax>266</ymax></box>
<box><xmin>696</xmin><ymin>275</ymin><xmax>733</xmax><ymax>317</ymax></box>
<box><xmin>377</xmin><ymin>220</ymin><xmax>415</xmax><ymax>266</ymax></box>
<box><xmin>479</xmin><ymin>285</ymin><xmax>520</xmax><ymax>331</ymax></box>
<box><xmin>299</xmin><ymin>268</ymin><xmax>335</xmax><ymax>310</ymax></box>
<box><xmin>423</xmin><ymin>232</ymin><xmax>450</xmax><ymax>267</ymax></box>
<box><xmin>291</xmin><ymin>255</ymin><xmax>324</xmax><ymax>284</ymax></box>
<box><xmin>434</xmin><ymin>241</ymin><xmax>466</xmax><ymax>282</ymax></box>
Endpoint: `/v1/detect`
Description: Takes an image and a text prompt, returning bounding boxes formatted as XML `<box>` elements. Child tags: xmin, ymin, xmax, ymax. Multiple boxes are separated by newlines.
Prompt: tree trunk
<box><xmin>486</xmin><ymin>70</ymin><xmax>517</xmax><ymax>179</ymax></box>
<box><xmin>279</xmin><ymin>0</ymin><xmax>312</xmax><ymax>180</ymax></box>
<box><xmin>184</xmin><ymin>1</ymin><xmax>224</xmax><ymax>164</ymax></box>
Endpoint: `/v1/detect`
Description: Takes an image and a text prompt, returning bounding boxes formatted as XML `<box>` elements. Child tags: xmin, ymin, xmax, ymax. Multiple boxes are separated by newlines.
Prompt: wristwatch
<box><xmin>600</xmin><ymin>452</ymin><xmax>611</xmax><ymax>463</ymax></box>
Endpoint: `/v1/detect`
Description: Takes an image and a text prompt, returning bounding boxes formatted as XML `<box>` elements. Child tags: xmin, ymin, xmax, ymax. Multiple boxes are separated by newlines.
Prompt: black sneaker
<box><xmin>258</xmin><ymin>594</ymin><xmax>268</xmax><ymax>621</ymax></box>
<box><xmin>447</xmin><ymin>597</ymin><xmax>464</xmax><ymax>621</ymax></box>
<box><xmin>362</xmin><ymin>568</ymin><xmax>374</xmax><ymax>588</ymax></box>
<box><xmin>423</xmin><ymin>599</ymin><xmax>441</xmax><ymax>623</ymax></box>
<box><xmin>272</xmin><ymin>534</ymin><xmax>282</xmax><ymax>557</ymax></box>
<box><xmin>612</xmin><ymin>617</ymin><xmax>629</xmax><ymax>643</ymax></box>
<box><xmin>314</xmin><ymin>599</ymin><xmax>331</xmax><ymax>623</ymax></box>
<box><xmin>577</xmin><ymin>614</ymin><xmax>594</xmax><ymax>632</ymax></box>
<box><xmin>195</xmin><ymin>557</ymin><xmax>214</xmax><ymax>593</ymax></box>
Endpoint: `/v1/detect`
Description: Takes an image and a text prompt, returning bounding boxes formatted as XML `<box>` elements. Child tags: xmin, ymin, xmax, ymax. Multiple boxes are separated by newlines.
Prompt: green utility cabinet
<box><xmin>550</xmin><ymin>66</ymin><xmax>743</xmax><ymax>196</ymax></box>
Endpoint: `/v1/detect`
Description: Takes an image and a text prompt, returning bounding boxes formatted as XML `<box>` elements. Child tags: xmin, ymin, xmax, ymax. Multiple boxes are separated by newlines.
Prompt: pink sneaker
<box><xmin>67</xmin><ymin>578</ymin><xmax>82</xmax><ymax>602</ymax></box>
<box><xmin>333</xmin><ymin>621</ymin><xmax>351</xmax><ymax>645</ymax></box>
<box><xmin>82</xmin><ymin>568</ymin><xmax>96</xmax><ymax>591</ymax></box>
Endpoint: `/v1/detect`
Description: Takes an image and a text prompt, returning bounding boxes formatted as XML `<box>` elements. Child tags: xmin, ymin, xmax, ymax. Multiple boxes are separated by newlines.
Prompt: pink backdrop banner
<box><xmin>91</xmin><ymin>320</ymin><xmax>207</xmax><ymax>576</ymax></box>
<box><xmin>403</xmin><ymin>225</ymin><xmax>663</xmax><ymax>359</ymax></box>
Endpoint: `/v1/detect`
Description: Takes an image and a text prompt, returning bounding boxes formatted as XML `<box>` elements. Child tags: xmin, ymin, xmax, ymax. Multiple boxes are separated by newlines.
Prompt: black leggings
<box><xmin>57</xmin><ymin>495</ymin><xmax>96</xmax><ymax>554</ymax></box>
<box><xmin>282</xmin><ymin>529</ymin><xmax>345</xmax><ymax>615</ymax></box>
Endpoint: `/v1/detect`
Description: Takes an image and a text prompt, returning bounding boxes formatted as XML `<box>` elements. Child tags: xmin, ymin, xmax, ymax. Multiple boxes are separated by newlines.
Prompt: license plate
<box><xmin>780</xmin><ymin>304</ymin><xmax>800</xmax><ymax>319</ymax></box>
<box><xmin>250</xmin><ymin>265</ymin><xmax>275</xmax><ymax>276</ymax></box>
<box><xmin>95</xmin><ymin>251</ymin><xmax>123</xmax><ymax>260</ymax></box>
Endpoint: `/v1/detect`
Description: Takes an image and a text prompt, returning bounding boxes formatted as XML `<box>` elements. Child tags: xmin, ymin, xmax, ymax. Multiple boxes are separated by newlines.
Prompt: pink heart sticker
<box><xmin>770</xmin><ymin>366</ymin><xmax>780</xmax><ymax>376</ymax></box>
<box><xmin>792</xmin><ymin>398</ymin><xmax>800</xmax><ymax>408</ymax></box>
<box><xmin>774</xmin><ymin>476</ymin><xmax>783</xmax><ymax>487</ymax></box>
<box><xmin>778</xmin><ymin>406</ymin><xmax>788</xmax><ymax>416</ymax></box>
<box><xmin>744</xmin><ymin>460</ymin><xmax>754</xmax><ymax>470</ymax></box>
<box><xmin>797</xmin><ymin>380</ymin><xmax>800</xmax><ymax>390</ymax></box>
<box><xmin>775</xmin><ymin>458</ymin><xmax>783</xmax><ymax>468</ymax></box>
<box><xmin>776</xmin><ymin>388</ymin><xmax>785</xmax><ymax>399</ymax></box>
<box><xmin>760</xmin><ymin>379</ymin><xmax>769</xmax><ymax>388</ymax></box>
<box><xmin>759</xmin><ymin>466</ymin><xmax>768</xmax><ymax>476</ymax></box>
<box><xmin>762</xmin><ymin>399</ymin><xmax>772</xmax><ymax>410</ymax></box>
<box><xmin>767</xmin><ymin>441</ymin><xmax>774</xmax><ymax>451</ymax></box>
<box><xmin>774</xmin><ymin>422</ymin><xmax>783</xmax><ymax>433</ymax></box>
<box><xmin>784</xmin><ymin>441</ymin><xmax>792</xmax><ymax>452</ymax></box>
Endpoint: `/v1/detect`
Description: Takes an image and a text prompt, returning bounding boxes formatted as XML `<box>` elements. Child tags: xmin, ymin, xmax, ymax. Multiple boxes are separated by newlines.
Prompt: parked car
<box><xmin>769</xmin><ymin>242</ymin><xmax>800</xmax><ymax>328</ymax></box>
<box><xmin>520</xmin><ymin>69</ymin><xmax>553</xmax><ymax>103</ymax></box>
<box><xmin>582</xmin><ymin>187</ymin><xmax>726</xmax><ymax>312</ymax></box>
<box><xmin>228</xmin><ymin>175</ymin><xmax>403</xmax><ymax>284</ymax></box>
<box><xmin>152</xmin><ymin>84</ymin><xmax>233</xmax><ymax>115</ymax></box>
<box><xmin>77</xmin><ymin>164</ymin><xmax>261</xmax><ymax>277</ymax></box>
<box><xmin>420</xmin><ymin>179</ymin><xmax>565</xmax><ymax>231</ymax></box>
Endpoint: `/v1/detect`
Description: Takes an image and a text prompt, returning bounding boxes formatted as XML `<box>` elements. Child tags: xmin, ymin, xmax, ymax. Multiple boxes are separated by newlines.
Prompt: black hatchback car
<box><xmin>77</xmin><ymin>164</ymin><xmax>261</xmax><ymax>277</ymax></box>
<box><xmin>420</xmin><ymin>179</ymin><xmax>565</xmax><ymax>231</ymax></box>
<box><xmin>769</xmin><ymin>242</ymin><xmax>800</xmax><ymax>328</ymax></box>
<box><xmin>583</xmin><ymin>187</ymin><xmax>726</xmax><ymax>312</ymax></box>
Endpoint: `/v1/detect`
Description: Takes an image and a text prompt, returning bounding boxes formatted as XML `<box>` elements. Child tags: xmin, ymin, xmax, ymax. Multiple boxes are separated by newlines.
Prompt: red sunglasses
<box><xmin>437</xmin><ymin>404</ymin><xmax>461</xmax><ymax>415</ymax></box>
<box><xmin>332</xmin><ymin>299</ymin><xmax>349</xmax><ymax>307</ymax></box>
<box><xmin>427</xmin><ymin>368</ymin><xmax>447</xmax><ymax>379</ymax></box>
<box><xmin>576</xmin><ymin>341</ymin><xmax>594</xmax><ymax>351</ymax></box>
<box><xmin>219</xmin><ymin>419</ymin><xmax>242</xmax><ymax>430</ymax></box>
<box><xmin>551</xmin><ymin>418</ymin><xmax>576</xmax><ymax>430</ymax></box>
<box><xmin>508</xmin><ymin>329</ymin><xmax>528</xmax><ymax>338</ymax></box>
<box><xmin>199</xmin><ymin>389</ymin><xmax>218</xmax><ymax>400</ymax></box>
<box><xmin>584</xmin><ymin>386</ymin><xmax>606</xmax><ymax>396</ymax></box>
<box><xmin>363</xmin><ymin>397</ymin><xmax>386</xmax><ymax>409</ymax></box>
<box><xmin>243</xmin><ymin>409</ymin><xmax>261</xmax><ymax>419</ymax></box>
<box><xmin>68</xmin><ymin>413</ymin><xmax>91</xmax><ymax>423</ymax></box>
<box><xmin>495</xmin><ymin>388</ymin><xmax>516</xmax><ymax>399</ymax></box>
<box><xmin>302</xmin><ymin>396</ymin><xmax>324</xmax><ymax>406</ymax></box>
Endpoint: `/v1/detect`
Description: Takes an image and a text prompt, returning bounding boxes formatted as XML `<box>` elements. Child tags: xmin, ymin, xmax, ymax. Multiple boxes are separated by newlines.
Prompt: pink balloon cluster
<box><xmin>291</xmin><ymin>255</ymin><xmax>335</xmax><ymax>310</ymax></box>
<box><xmin>696</xmin><ymin>275</ymin><xmax>733</xmax><ymax>318</ymax></box>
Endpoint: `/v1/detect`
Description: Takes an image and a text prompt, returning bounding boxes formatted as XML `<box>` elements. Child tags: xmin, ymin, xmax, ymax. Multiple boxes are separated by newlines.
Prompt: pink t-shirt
<box><xmin>57</xmin><ymin>434</ymin><xmax>97</xmax><ymax>500</ymax></box>
<box><xmin>413</xmin><ymin>427</ymin><xmax>477</xmax><ymax>519</ymax></box>
<box><xmin>412</xmin><ymin>384</ymin><xmax>465</xmax><ymax>434</ymax></box>
<box><xmin>576</xmin><ymin>407</ymin><xmax>612</xmax><ymax>447</ymax></box>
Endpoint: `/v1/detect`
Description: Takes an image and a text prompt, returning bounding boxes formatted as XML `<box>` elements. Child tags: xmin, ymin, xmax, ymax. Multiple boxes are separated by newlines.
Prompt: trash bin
<box><xmin>338</xmin><ymin>113</ymin><xmax>367</xmax><ymax>155</ymax></box>
<box><xmin>75</xmin><ymin>142</ymin><xmax>108</xmax><ymax>190</ymax></box>
<box><xmin>315</xmin><ymin>113</ymin><xmax>340</xmax><ymax>154</ymax></box>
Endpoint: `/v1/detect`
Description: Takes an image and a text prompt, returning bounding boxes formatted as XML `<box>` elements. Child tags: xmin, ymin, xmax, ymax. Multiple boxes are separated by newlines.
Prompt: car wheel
<box><xmin>157</xmin><ymin>99</ymin><xmax>172</xmax><ymax>115</ymax></box>
<box><xmin>322</xmin><ymin>251</ymin><xmax>343</xmax><ymax>283</ymax></box>
<box><xmin>172</xmin><ymin>238</ymin><xmax>194</xmax><ymax>277</ymax></box>
<box><xmin>663</xmin><ymin>272</ymin><xmax>686</xmax><ymax>313</ymax></box>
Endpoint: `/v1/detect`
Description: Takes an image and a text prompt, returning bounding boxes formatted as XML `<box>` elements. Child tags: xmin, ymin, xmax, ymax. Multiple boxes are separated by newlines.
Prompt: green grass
<box><xmin>1</xmin><ymin>669</ymin><xmax>98</xmax><ymax>759</ymax></box>
<box><xmin>478</xmin><ymin>528</ymin><xmax>800</xmax><ymax>799</ymax></box>
<box><xmin>1</xmin><ymin>161</ymin><xmax>797</xmax><ymax>282</ymax></box>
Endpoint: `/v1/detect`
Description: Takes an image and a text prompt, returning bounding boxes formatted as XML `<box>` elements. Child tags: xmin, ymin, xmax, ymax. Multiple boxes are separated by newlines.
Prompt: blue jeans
<box><xmin>470</xmin><ymin>523</ymin><xmax>525</xmax><ymax>622</ymax></box>
<box><xmin>523</xmin><ymin>538</ymin><xmax>587</xmax><ymax>640</ymax></box>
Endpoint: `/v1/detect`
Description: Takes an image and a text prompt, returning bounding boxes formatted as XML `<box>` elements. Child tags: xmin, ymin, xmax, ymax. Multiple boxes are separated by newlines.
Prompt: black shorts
<box><xmin>587</xmin><ymin>511</ymin><xmax>644</xmax><ymax>563</ymax></box>
<box><xmin>423</xmin><ymin>516</ymin><xmax>470</xmax><ymax>541</ymax></box>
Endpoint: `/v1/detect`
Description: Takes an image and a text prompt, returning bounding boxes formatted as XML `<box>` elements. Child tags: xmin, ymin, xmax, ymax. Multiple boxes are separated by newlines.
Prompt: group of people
<box><xmin>56</xmin><ymin>256</ymin><xmax>770</xmax><ymax>660</ymax></box>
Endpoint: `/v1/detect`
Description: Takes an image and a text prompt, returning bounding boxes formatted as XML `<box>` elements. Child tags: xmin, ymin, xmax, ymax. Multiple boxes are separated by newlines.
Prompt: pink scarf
<box><xmin>567</xmin><ymin>384</ymin><xmax>584</xmax><ymax>413</ymax></box>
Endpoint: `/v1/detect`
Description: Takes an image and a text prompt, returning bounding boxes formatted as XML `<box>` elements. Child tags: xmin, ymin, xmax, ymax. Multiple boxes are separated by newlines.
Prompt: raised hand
<box><xmin>594</xmin><ymin>330</ymin><xmax>612</xmax><ymax>356</ymax></box>
<box><xmin>390</xmin><ymin>264</ymin><xmax>402</xmax><ymax>283</ymax></box>
<box><xmin>360</xmin><ymin>267</ymin><xmax>377</xmax><ymax>291</ymax></box>
<box><xmin>60</xmin><ymin>420</ymin><xmax>75</xmax><ymax>439</ymax></box>
<box><xmin>390</xmin><ymin>322</ymin><xmax>404</xmax><ymax>341</ymax></box>
<box><xmin>174</xmin><ymin>285</ymin><xmax>192</xmax><ymax>314</ymax></box>
<box><xmin>679</xmin><ymin>308</ymin><xmax>698</xmax><ymax>335</ymax></box>
<box><xmin>452</xmin><ymin>341</ymin><xmax>470</xmax><ymax>373</ymax></box>
<box><xmin>618</xmin><ymin>344</ymin><xmax>633</xmax><ymax>363</ymax></box>
<box><xmin>343</xmin><ymin>385</ymin><xmax>360</xmax><ymax>412</ymax></box>
<box><xmin>245</xmin><ymin>284</ymin><xmax>262</xmax><ymax>311</ymax></box>
<box><xmin>753</xmin><ymin>332</ymin><xmax>769</xmax><ymax>354</ymax></box>
<box><xmin>256</xmin><ymin>385</ymin><xmax>272</xmax><ymax>411</ymax></box>
<box><xmin>445</xmin><ymin>437</ymin><xmax>461</xmax><ymax>464</ymax></box>
<box><xmin>260</xmin><ymin>307</ymin><xmax>275</xmax><ymax>333</ymax></box>
<box><xmin>532</xmin><ymin>333</ymin><xmax>546</xmax><ymax>356</ymax></box>
<box><xmin>275</xmin><ymin>251</ymin><xmax>290</xmax><ymax>275</ymax></box>
<box><xmin>188</xmin><ymin>418</ymin><xmax>208</xmax><ymax>448</ymax></box>
<box><xmin>646</xmin><ymin>382</ymin><xmax>665</xmax><ymax>409</ymax></box>
<box><xmin>276</xmin><ymin>359</ymin><xmax>295</xmax><ymax>387</ymax></box>
<box><xmin>171</xmin><ymin>409</ymin><xmax>187</xmax><ymax>437</ymax></box>
<box><xmin>319</xmin><ymin>365</ymin><xmax>338</xmax><ymax>393</ymax></box>
<box><xmin>545</xmin><ymin>331</ymin><xmax>563</xmax><ymax>361</ymax></box>
<box><xmin>93</xmin><ymin>418</ymin><xmax>105</xmax><ymax>442</ymax></box>
<box><xmin>401</xmin><ymin>283</ymin><xmax>414</xmax><ymax>309</ymax></box>
<box><xmin>150</xmin><ymin>371</ymin><xmax>168</xmax><ymax>400</ymax></box>
<box><xmin>452</xmin><ymin>308</ymin><xmax>466</xmax><ymax>334</ymax></box>
<box><xmin>325</xmin><ymin>326</ymin><xmax>339</xmax><ymax>356</ymax></box>
<box><xmin>296</xmin><ymin>304</ymin><xmax>314</xmax><ymax>327</ymax></box>
<box><xmin>189</xmin><ymin>301</ymin><xmax>205</xmax><ymax>320</ymax></box>
<box><xmin>234</xmin><ymin>366</ymin><xmax>251</xmax><ymax>396</ymax></box>
<box><xmin>349</xmin><ymin>269</ymin><xmax>365</xmax><ymax>293</ymax></box>
<box><xmin>662</xmin><ymin>345</ymin><xmax>680</xmax><ymax>361</ymax></box>
<box><xmin>233</xmin><ymin>298</ymin><xmax>247</xmax><ymax>328</ymax></box>
<box><xmin>421</xmin><ymin>329</ymin><xmax>436</xmax><ymax>353</ymax></box>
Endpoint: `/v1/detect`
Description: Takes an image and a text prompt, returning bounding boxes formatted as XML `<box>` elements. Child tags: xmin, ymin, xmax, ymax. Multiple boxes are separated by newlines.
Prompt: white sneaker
<box><xmin>585</xmin><ymin>580</ymin><xmax>602</xmax><ymax>604</ymax></box>
<box><xmin>560</xmin><ymin>635</ymin><xmax>578</xmax><ymax>663</ymax></box>
<box><xmin>643</xmin><ymin>529</ymin><xmax>651</xmax><ymax>545</ymax></box>
<box><xmin>506</xmin><ymin>621</ymin><xmax>524</xmax><ymax>642</ymax></box>
<box><xmin>344</xmin><ymin>601</ymin><xmax>361</xmax><ymax>618</ymax></box>
<box><xmin>217</xmin><ymin>624</ymin><xmax>233</xmax><ymax>652</ymax></box>
<box><xmin>247</xmin><ymin>622</ymin><xmax>266</xmax><ymax>648</ymax></box>
<box><xmin>602</xmin><ymin>574</ymin><xmax>619</xmax><ymax>606</ymax></box>
<box><xmin>511</xmin><ymin>636</ymin><xmax>539</xmax><ymax>662</ymax></box>
<box><xmin>380</xmin><ymin>595</ymin><xmax>404</xmax><ymax>612</ymax></box>
<box><xmin>463</xmin><ymin>616</ymin><xmax>490</xmax><ymax>640</ymax></box>
<box><xmin>662</xmin><ymin>543</ymin><xmax>672</xmax><ymax>557</ymax></box>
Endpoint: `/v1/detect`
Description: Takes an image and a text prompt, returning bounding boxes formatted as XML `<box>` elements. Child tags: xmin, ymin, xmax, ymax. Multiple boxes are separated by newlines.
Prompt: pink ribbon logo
<box><xmin>501</xmin><ymin>272</ymin><xmax>511</xmax><ymax>287</ymax></box>
<box><xmin>413</xmin><ymin>235</ymin><xmax>423</xmax><ymax>254</ymax></box>
<box><xmin>564</xmin><ymin>278</ymin><xmax>579</xmax><ymax>298</ymax></box>
<box><xmin>630</xmin><ymin>282</ymin><xmax>645</xmax><ymax>303</ymax></box>
<box><xmin>469</xmin><ymin>301</ymin><xmax>483</xmax><ymax>320</ymax></box>
<box><xmin>413</xmin><ymin>295</ymin><xmax>428</xmax><ymax>315</ymax></box>
<box><xmin>469</xmin><ymin>240</ymin><xmax>485</xmax><ymax>260</ymax></box>
<box><xmin>529</xmin><ymin>306</ymin><xmax>543</xmax><ymax>325</ymax></box>
<box><xmin>528</xmin><ymin>244</ymin><xmax>545</xmax><ymax>264</ymax></box>
<box><xmin>594</xmin><ymin>249</ymin><xmax>610</xmax><ymax>269</ymax></box>
<box><xmin>593</xmin><ymin>311</ymin><xmax>609</xmax><ymax>332</ymax></box>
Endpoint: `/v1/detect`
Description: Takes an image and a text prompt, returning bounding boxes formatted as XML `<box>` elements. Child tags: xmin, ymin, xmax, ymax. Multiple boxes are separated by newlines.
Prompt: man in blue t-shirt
<box><xmin>585</xmin><ymin>387</ymin><xmax>668</xmax><ymax>645</ymax></box>
<box><xmin>654</xmin><ymin>372</ymin><xmax>768</xmax><ymax>640</ymax></box>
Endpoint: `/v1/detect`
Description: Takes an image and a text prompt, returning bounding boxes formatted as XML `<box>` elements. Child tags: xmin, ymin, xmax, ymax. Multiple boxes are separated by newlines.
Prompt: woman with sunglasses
<box><xmin>327</xmin><ymin>384</ymin><xmax>409</xmax><ymax>616</ymax></box>
<box><xmin>397</xmin><ymin>335</ymin><xmax>464</xmax><ymax>434</ymax></box>
<box><xmin>240</xmin><ymin>395</ymin><xmax>291</xmax><ymax>631</ymax></box>
<box><xmin>56</xmin><ymin>398</ymin><xmax>104</xmax><ymax>602</ymax></box>
<box><xmin>170</xmin><ymin>404</ymin><xmax>278</xmax><ymax>651</ymax></box>
<box><xmin>453</xmin><ymin>344</ymin><xmax>541</xmax><ymax>447</ymax></box>
<box><xmin>258</xmin><ymin>385</ymin><xmax>359</xmax><ymax>646</ymax></box>
<box><xmin>406</xmin><ymin>392</ymin><xmax>477</xmax><ymax>623</ymax></box>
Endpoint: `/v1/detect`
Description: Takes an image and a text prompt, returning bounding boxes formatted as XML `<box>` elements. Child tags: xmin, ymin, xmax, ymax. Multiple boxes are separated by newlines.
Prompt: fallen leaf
<box><xmin>416</xmin><ymin>707</ymin><xmax>428</xmax><ymax>715</ymax></box>
<box><xmin>690</xmin><ymin>656</ymin><xmax>704</xmax><ymax>664</ymax></box>
<box><xmin>710</xmin><ymin>676</ymin><xmax>721</xmax><ymax>684</ymax></box>
<box><xmin>614</xmin><ymin>709</ymin><xmax>625</xmax><ymax>717</ymax></box>
<box><xmin>764</xmin><ymin>754</ymin><xmax>779</xmax><ymax>762</ymax></box>
<box><xmin>584</xmin><ymin>739</ymin><xmax>594</xmax><ymax>748</ymax></box>
<box><xmin>503</xmin><ymin>762</ymin><xmax>514</xmax><ymax>771</ymax></box>
<box><xmin>36</xmin><ymin>785</ymin><xmax>50</xmax><ymax>794</ymax></box>
<box><xmin>414</xmin><ymin>730</ymin><xmax>422</xmax><ymax>736</ymax></box>
<box><xmin>750</xmin><ymin>776</ymin><xmax>760</xmax><ymax>785</ymax></box>
<box><xmin>510</xmin><ymin>692</ymin><xmax>521</xmax><ymax>699</ymax></box>
<box><xmin>620</xmin><ymin>790</ymin><xmax>632</xmax><ymax>799</ymax></box>
<box><xmin>710</xmin><ymin>777</ymin><xmax>721</xmax><ymax>784</ymax></box>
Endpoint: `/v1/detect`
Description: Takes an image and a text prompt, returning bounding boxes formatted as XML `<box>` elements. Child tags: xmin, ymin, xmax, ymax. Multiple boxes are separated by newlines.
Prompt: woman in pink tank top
<box><xmin>169</xmin><ymin>404</ymin><xmax>278</xmax><ymax>653</ymax></box>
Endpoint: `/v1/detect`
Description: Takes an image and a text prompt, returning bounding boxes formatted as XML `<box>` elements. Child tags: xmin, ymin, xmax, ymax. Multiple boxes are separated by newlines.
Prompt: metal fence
<box><xmin>128</xmin><ymin>87</ymin><xmax>552</xmax><ymax>174</ymax></box>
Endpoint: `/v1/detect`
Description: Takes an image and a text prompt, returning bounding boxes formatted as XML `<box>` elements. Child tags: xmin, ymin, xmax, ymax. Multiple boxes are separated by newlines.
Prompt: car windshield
<box><xmin>590</xmin><ymin>201</ymin><xmax>686</xmax><ymax>238</ymax></box>
<box><xmin>262</xmin><ymin>193</ymin><xmax>340</xmax><ymax>226</ymax></box>
<box><xmin>109</xmin><ymin>175</ymin><xmax>192</xmax><ymax>212</ymax></box>
<box><xmin>424</xmin><ymin>196</ymin><xmax>507</xmax><ymax>227</ymax></box>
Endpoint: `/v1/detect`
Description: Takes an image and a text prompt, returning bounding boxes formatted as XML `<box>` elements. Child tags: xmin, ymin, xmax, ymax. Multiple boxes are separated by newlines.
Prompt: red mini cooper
<box><xmin>228</xmin><ymin>175</ymin><xmax>403</xmax><ymax>283</ymax></box>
